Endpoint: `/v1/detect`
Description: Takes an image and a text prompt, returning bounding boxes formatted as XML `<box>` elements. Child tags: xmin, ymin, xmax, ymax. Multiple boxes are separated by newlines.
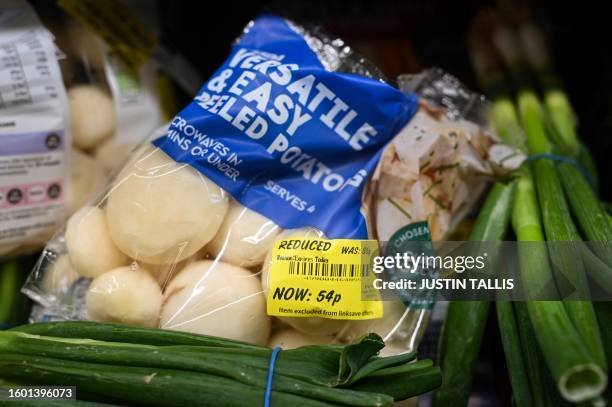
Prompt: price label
<box><xmin>266</xmin><ymin>238</ymin><xmax>383</xmax><ymax>320</ymax></box>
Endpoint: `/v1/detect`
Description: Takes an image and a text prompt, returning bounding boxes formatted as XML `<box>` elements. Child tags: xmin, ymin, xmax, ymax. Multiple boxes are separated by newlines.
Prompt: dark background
<box><xmin>161</xmin><ymin>0</ymin><xmax>611</xmax><ymax>202</ymax></box>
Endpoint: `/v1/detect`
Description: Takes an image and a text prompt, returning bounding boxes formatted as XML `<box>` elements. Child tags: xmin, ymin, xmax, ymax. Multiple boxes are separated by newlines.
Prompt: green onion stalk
<box><xmin>495</xmin><ymin>301</ymin><xmax>533</xmax><ymax>406</ymax></box>
<box><xmin>500</xmin><ymin>4</ymin><xmax>609</xmax><ymax>256</ymax></box>
<box><xmin>464</xmin><ymin>11</ymin><xmax>609</xmax><ymax>402</ymax></box>
<box><xmin>433</xmin><ymin>182</ymin><xmax>515</xmax><ymax>407</ymax></box>
<box><xmin>490</xmin><ymin>84</ymin><xmax>603</xmax><ymax>404</ymax></box>
<box><xmin>434</xmin><ymin>19</ymin><xmax>518</xmax><ymax>406</ymax></box>
<box><xmin>516</xmin><ymin>84</ymin><xmax>607</xmax><ymax>374</ymax></box>
<box><xmin>516</xmin><ymin>21</ymin><xmax>611</xmax><ymax>265</ymax></box>
<box><xmin>468</xmin><ymin>14</ymin><xmax>541</xmax><ymax>405</ymax></box>
<box><xmin>503</xmin><ymin>12</ymin><xmax>612</xmax><ymax>384</ymax></box>
<box><xmin>490</xmin><ymin>16</ymin><xmax>607</xmax><ymax>374</ymax></box>
<box><xmin>516</xmin><ymin>302</ymin><xmax>542</xmax><ymax>405</ymax></box>
<box><xmin>1</xmin><ymin>323</ymin><xmax>442</xmax><ymax>406</ymax></box>
<box><xmin>508</xmin><ymin>6</ymin><xmax>581</xmax><ymax>159</ymax></box>
<box><xmin>513</xmin><ymin>167</ymin><xmax>607</xmax><ymax>402</ymax></box>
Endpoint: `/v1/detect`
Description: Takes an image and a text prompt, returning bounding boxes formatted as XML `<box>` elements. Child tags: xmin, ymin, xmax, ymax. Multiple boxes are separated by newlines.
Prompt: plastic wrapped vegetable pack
<box><xmin>24</xmin><ymin>15</ymin><xmax>517</xmax><ymax>352</ymax></box>
<box><xmin>47</xmin><ymin>4</ymin><xmax>166</xmax><ymax>210</ymax></box>
<box><xmin>0</xmin><ymin>1</ymin><xmax>171</xmax><ymax>258</ymax></box>
<box><xmin>46</xmin><ymin>0</ymin><xmax>204</xmax><ymax>217</ymax></box>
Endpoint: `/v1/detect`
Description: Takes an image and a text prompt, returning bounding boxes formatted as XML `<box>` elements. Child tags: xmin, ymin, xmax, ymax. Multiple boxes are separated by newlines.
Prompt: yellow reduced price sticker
<box><xmin>267</xmin><ymin>238</ymin><xmax>383</xmax><ymax>320</ymax></box>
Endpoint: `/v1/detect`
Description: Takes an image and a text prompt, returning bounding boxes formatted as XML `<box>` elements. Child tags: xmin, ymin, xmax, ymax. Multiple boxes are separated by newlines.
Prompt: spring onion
<box><xmin>4</xmin><ymin>322</ymin><xmax>441</xmax><ymax>406</ymax></box>
<box><xmin>495</xmin><ymin>301</ymin><xmax>533</xmax><ymax>406</ymax></box>
<box><xmin>513</xmin><ymin>168</ymin><xmax>607</xmax><ymax>402</ymax></box>
<box><xmin>434</xmin><ymin>182</ymin><xmax>515</xmax><ymax>406</ymax></box>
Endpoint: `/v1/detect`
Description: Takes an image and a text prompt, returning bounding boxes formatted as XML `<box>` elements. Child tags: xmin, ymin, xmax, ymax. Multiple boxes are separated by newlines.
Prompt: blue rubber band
<box><xmin>524</xmin><ymin>153</ymin><xmax>597</xmax><ymax>193</ymax></box>
<box><xmin>264</xmin><ymin>347</ymin><xmax>282</xmax><ymax>407</ymax></box>
<box><xmin>0</xmin><ymin>322</ymin><xmax>13</xmax><ymax>330</ymax></box>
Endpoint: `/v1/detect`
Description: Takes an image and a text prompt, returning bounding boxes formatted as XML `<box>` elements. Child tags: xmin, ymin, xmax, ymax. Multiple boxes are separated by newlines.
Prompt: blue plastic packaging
<box><xmin>153</xmin><ymin>15</ymin><xmax>418</xmax><ymax>238</ymax></box>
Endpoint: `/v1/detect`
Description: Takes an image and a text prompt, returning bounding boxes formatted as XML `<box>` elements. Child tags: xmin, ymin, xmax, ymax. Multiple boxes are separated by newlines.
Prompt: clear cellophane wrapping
<box><xmin>23</xmin><ymin>20</ymin><xmax>520</xmax><ymax>354</ymax></box>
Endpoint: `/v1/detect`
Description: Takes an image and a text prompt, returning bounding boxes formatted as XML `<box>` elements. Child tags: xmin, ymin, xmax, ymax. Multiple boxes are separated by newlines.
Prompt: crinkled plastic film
<box><xmin>0</xmin><ymin>2</ymin><xmax>168</xmax><ymax>258</ymax></box>
<box><xmin>286</xmin><ymin>20</ymin><xmax>389</xmax><ymax>81</ymax></box>
<box><xmin>43</xmin><ymin>3</ymin><xmax>166</xmax><ymax>212</ymax></box>
<box><xmin>400</xmin><ymin>68</ymin><xmax>487</xmax><ymax>122</ymax></box>
<box><xmin>24</xmin><ymin>18</ymin><xmax>518</xmax><ymax>354</ymax></box>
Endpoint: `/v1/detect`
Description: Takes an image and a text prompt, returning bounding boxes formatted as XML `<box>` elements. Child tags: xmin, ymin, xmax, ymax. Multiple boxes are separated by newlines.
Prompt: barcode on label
<box><xmin>287</xmin><ymin>262</ymin><xmax>369</xmax><ymax>278</ymax></box>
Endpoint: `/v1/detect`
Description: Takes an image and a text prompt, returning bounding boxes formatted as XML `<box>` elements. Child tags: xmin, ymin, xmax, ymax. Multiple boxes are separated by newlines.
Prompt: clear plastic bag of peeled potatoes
<box><xmin>24</xmin><ymin>15</ymin><xmax>518</xmax><ymax>354</ymax></box>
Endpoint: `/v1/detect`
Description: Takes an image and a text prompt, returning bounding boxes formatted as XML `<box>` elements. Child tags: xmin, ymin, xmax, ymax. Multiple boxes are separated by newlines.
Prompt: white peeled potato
<box><xmin>68</xmin><ymin>148</ymin><xmax>107</xmax><ymax>214</ymax></box>
<box><xmin>106</xmin><ymin>146</ymin><xmax>229</xmax><ymax>264</ymax></box>
<box><xmin>93</xmin><ymin>138</ymin><xmax>136</xmax><ymax>173</ymax></box>
<box><xmin>86</xmin><ymin>265</ymin><xmax>162</xmax><ymax>327</ymax></box>
<box><xmin>140</xmin><ymin>254</ymin><xmax>198</xmax><ymax>288</ymax></box>
<box><xmin>261</xmin><ymin>228</ymin><xmax>347</xmax><ymax>336</ymax></box>
<box><xmin>207</xmin><ymin>201</ymin><xmax>281</xmax><ymax>267</ymax></box>
<box><xmin>268</xmin><ymin>328</ymin><xmax>335</xmax><ymax>349</ymax></box>
<box><xmin>65</xmin><ymin>206</ymin><xmax>128</xmax><ymax>278</ymax></box>
<box><xmin>41</xmin><ymin>254</ymin><xmax>80</xmax><ymax>294</ymax></box>
<box><xmin>68</xmin><ymin>85</ymin><xmax>116</xmax><ymax>150</ymax></box>
<box><xmin>160</xmin><ymin>260</ymin><xmax>270</xmax><ymax>344</ymax></box>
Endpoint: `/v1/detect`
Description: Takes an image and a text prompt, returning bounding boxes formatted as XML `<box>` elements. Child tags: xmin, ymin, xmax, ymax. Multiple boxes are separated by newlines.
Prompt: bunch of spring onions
<box><xmin>435</xmin><ymin>5</ymin><xmax>611</xmax><ymax>405</ymax></box>
<box><xmin>0</xmin><ymin>321</ymin><xmax>441</xmax><ymax>407</ymax></box>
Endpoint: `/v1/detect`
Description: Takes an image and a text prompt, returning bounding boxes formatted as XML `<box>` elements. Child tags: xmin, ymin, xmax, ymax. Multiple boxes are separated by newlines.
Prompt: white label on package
<box><xmin>0</xmin><ymin>0</ymin><xmax>70</xmax><ymax>253</ymax></box>
<box><xmin>105</xmin><ymin>54</ymin><xmax>162</xmax><ymax>145</ymax></box>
